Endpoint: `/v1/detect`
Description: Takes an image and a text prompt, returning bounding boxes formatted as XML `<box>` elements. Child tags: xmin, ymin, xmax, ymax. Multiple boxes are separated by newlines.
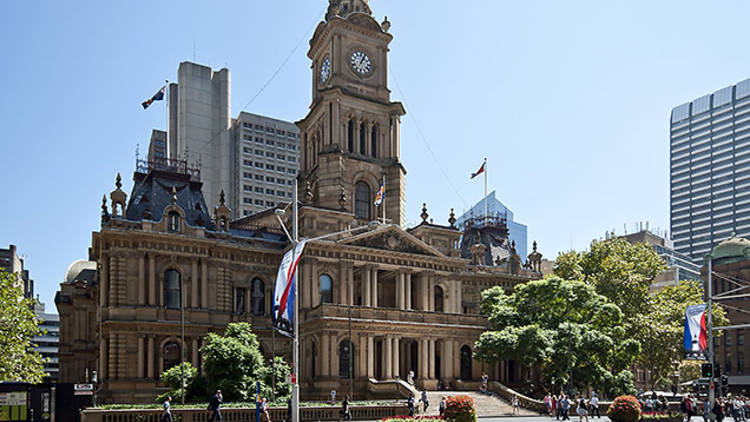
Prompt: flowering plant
<box><xmin>443</xmin><ymin>395</ymin><xmax>476</xmax><ymax>422</ymax></box>
<box><xmin>382</xmin><ymin>417</ymin><xmax>444</xmax><ymax>422</ymax></box>
<box><xmin>607</xmin><ymin>395</ymin><xmax>641</xmax><ymax>422</ymax></box>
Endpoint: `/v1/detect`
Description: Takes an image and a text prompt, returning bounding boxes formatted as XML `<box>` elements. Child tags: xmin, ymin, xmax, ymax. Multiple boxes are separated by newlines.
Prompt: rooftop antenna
<box><xmin>624</xmin><ymin>223</ymin><xmax>627</xmax><ymax>235</ymax></box>
<box><xmin>193</xmin><ymin>38</ymin><xmax>196</xmax><ymax>61</ymax></box>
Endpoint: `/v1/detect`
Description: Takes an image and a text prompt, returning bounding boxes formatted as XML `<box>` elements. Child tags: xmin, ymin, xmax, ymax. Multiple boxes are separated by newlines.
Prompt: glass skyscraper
<box><xmin>670</xmin><ymin>78</ymin><xmax>750</xmax><ymax>264</ymax></box>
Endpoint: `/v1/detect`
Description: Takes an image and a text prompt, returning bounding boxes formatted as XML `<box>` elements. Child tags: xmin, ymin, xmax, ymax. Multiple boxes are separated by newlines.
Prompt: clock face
<box><xmin>320</xmin><ymin>57</ymin><xmax>330</xmax><ymax>83</ymax></box>
<box><xmin>349</xmin><ymin>51</ymin><xmax>372</xmax><ymax>75</ymax></box>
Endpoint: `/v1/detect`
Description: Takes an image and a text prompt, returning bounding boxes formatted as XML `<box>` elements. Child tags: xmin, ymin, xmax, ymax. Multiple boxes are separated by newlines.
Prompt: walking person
<box><xmin>340</xmin><ymin>395</ymin><xmax>351</xmax><ymax>422</ymax></box>
<box><xmin>714</xmin><ymin>398</ymin><xmax>726</xmax><ymax>422</ymax></box>
<box><xmin>556</xmin><ymin>392</ymin><xmax>565</xmax><ymax>420</ymax></box>
<box><xmin>481</xmin><ymin>372</ymin><xmax>489</xmax><ymax>393</ymax></box>
<box><xmin>704</xmin><ymin>398</ymin><xmax>712</xmax><ymax>422</ymax></box>
<box><xmin>439</xmin><ymin>397</ymin><xmax>447</xmax><ymax>418</ymax></box>
<box><xmin>575</xmin><ymin>395</ymin><xmax>589</xmax><ymax>422</ymax></box>
<box><xmin>421</xmin><ymin>390</ymin><xmax>430</xmax><ymax>414</ymax></box>
<box><xmin>161</xmin><ymin>396</ymin><xmax>173</xmax><ymax>422</ymax></box>
<box><xmin>512</xmin><ymin>394</ymin><xmax>521</xmax><ymax>415</ymax></box>
<box><xmin>545</xmin><ymin>393</ymin><xmax>552</xmax><ymax>416</ymax></box>
<box><xmin>407</xmin><ymin>394</ymin><xmax>415</xmax><ymax>417</ymax></box>
<box><xmin>561</xmin><ymin>394</ymin><xmax>571</xmax><ymax>421</ymax></box>
<box><xmin>590</xmin><ymin>394</ymin><xmax>600</xmax><ymax>418</ymax></box>
<box><xmin>208</xmin><ymin>389</ymin><xmax>223</xmax><ymax>422</ymax></box>
<box><xmin>261</xmin><ymin>397</ymin><xmax>271</xmax><ymax>422</ymax></box>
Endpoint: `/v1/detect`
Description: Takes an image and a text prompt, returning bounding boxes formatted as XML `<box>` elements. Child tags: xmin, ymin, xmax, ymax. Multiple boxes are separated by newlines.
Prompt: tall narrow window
<box><xmin>434</xmin><ymin>285</ymin><xmax>444</xmax><ymax>313</ymax></box>
<box><xmin>359</xmin><ymin>123</ymin><xmax>366</xmax><ymax>155</ymax></box>
<box><xmin>371</xmin><ymin>125</ymin><xmax>377</xmax><ymax>158</ymax></box>
<box><xmin>236</xmin><ymin>287</ymin><xmax>246</xmax><ymax>314</ymax></box>
<box><xmin>164</xmin><ymin>270</ymin><xmax>181</xmax><ymax>309</ymax></box>
<box><xmin>354</xmin><ymin>182</ymin><xmax>370</xmax><ymax>220</ymax></box>
<box><xmin>339</xmin><ymin>340</ymin><xmax>354</xmax><ymax>379</ymax></box>
<box><xmin>460</xmin><ymin>345</ymin><xmax>473</xmax><ymax>380</ymax></box>
<box><xmin>251</xmin><ymin>278</ymin><xmax>265</xmax><ymax>316</ymax></box>
<box><xmin>163</xmin><ymin>341</ymin><xmax>180</xmax><ymax>371</ymax></box>
<box><xmin>347</xmin><ymin>120</ymin><xmax>354</xmax><ymax>153</ymax></box>
<box><xmin>168</xmin><ymin>211</ymin><xmax>180</xmax><ymax>232</ymax></box>
<box><xmin>320</xmin><ymin>274</ymin><xmax>333</xmax><ymax>304</ymax></box>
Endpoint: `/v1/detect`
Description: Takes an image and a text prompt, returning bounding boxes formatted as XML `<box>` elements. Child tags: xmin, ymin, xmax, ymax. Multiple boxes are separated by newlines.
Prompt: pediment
<box><xmin>339</xmin><ymin>225</ymin><xmax>446</xmax><ymax>258</ymax></box>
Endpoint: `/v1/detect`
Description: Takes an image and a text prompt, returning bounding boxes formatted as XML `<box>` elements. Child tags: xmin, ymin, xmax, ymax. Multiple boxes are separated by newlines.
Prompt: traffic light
<box><xmin>721</xmin><ymin>375</ymin><xmax>729</xmax><ymax>386</ymax></box>
<box><xmin>702</xmin><ymin>363</ymin><xmax>713</xmax><ymax>378</ymax></box>
<box><xmin>716</xmin><ymin>365</ymin><xmax>722</xmax><ymax>378</ymax></box>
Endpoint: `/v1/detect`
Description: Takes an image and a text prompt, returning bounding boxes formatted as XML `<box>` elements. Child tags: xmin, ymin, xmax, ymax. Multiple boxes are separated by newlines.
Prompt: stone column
<box><xmin>148</xmin><ymin>254</ymin><xmax>155</xmax><ymax>306</ymax></box>
<box><xmin>348</xmin><ymin>265</ymin><xmax>355</xmax><ymax>306</ymax></box>
<box><xmin>454</xmin><ymin>281</ymin><xmax>462</xmax><ymax>314</ymax></box>
<box><xmin>321</xmin><ymin>333</ymin><xmax>330</xmax><ymax>377</ymax></box>
<box><xmin>311</xmin><ymin>259</ymin><xmax>320</xmax><ymax>308</ymax></box>
<box><xmin>384</xmin><ymin>337</ymin><xmax>392</xmax><ymax>379</ymax></box>
<box><xmin>147</xmin><ymin>336</ymin><xmax>154</xmax><ymax>379</ymax></box>
<box><xmin>367</xmin><ymin>336</ymin><xmax>374</xmax><ymax>378</ymax></box>
<box><xmin>192</xmin><ymin>337</ymin><xmax>199</xmax><ymax>369</ymax></box>
<box><xmin>191</xmin><ymin>260</ymin><xmax>198</xmax><ymax>308</ymax></box>
<box><xmin>138</xmin><ymin>254</ymin><xmax>145</xmax><ymax>305</ymax></box>
<box><xmin>405</xmin><ymin>273</ymin><xmax>412</xmax><ymax>310</ymax></box>
<box><xmin>419</xmin><ymin>338</ymin><xmax>428</xmax><ymax>380</ymax></box>
<box><xmin>396</xmin><ymin>272</ymin><xmax>405</xmax><ymax>310</ymax></box>
<box><xmin>393</xmin><ymin>337</ymin><xmax>400</xmax><ymax>379</ymax></box>
<box><xmin>363</xmin><ymin>266</ymin><xmax>371</xmax><ymax>306</ymax></box>
<box><xmin>371</xmin><ymin>268</ymin><xmax>378</xmax><ymax>308</ymax></box>
<box><xmin>339</xmin><ymin>261</ymin><xmax>348</xmax><ymax>305</ymax></box>
<box><xmin>109</xmin><ymin>256</ymin><xmax>117</xmax><ymax>306</ymax></box>
<box><xmin>331</xmin><ymin>335</ymin><xmax>339</xmax><ymax>378</ymax></box>
<box><xmin>428</xmin><ymin>338</ymin><xmax>435</xmax><ymax>379</ymax></box>
<box><xmin>201</xmin><ymin>260</ymin><xmax>208</xmax><ymax>309</ymax></box>
<box><xmin>100</xmin><ymin>256</ymin><xmax>108</xmax><ymax>307</ymax></box>
<box><xmin>99</xmin><ymin>337</ymin><xmax>107</xmax><ymax>381</ymax></box>
<box><xmin>108</xmin><ymin>335</ymin><xmax>117</xmax><ymax>380</ymax></box>
<box><xmin>420</xmin><ymin>274</ymin><xmax>428</xmax><ymax>311</ymax></box>
<box><xmin>427</xmin><ymin>275</ymin><xmax>434</xmax><ymax>312</ymax></box>
<box><xmin>138</xmin><ymin>336</ymin><xmax>145</xmax><ymax>378</ymax></box>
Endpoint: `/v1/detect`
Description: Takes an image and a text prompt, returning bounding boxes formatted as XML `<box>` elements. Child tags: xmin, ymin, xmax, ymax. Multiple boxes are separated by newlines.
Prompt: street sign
<box><xmin>74</xmin><ymin>384</ymin><xmax>94</xmax><ymax>395</ymax></box>
<box><xmin>286</xmin><ymin>374</ymin><xmax>296</xmax><ymax>384</ymax></box>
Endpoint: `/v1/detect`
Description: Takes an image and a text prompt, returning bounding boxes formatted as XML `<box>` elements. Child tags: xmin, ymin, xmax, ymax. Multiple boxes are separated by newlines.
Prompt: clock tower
<box><xmin>296</xmin><ymin>0</ymin><xmax>406</xmax><ymax>232</ymax></box>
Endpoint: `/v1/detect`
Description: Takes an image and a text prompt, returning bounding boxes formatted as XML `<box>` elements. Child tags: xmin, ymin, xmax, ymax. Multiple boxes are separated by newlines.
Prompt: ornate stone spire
<box><xmin>338</xmin><ymin>186</ymin><xmax>347</xmax><ymax>209</ymax></box>
<box><xmin>109</xmin><ymin>173</ymin><xmax>127</xmax><ymax>217</ymax></box>
<box><xmin>304</xmin><ymin>180</ymin><xmax>314</xmax><ymax>203</ymax></box>
<box><xmin>420</xmin><ymin>203</ymin><xmax>429</xmax><ymax>223</ymax></box>
<box><xmin>219</xmin><ymin>190</ymin><xmax>226</xmax><ymax>206</ymax></box>
<box><xmin>171</xmin><ymin>186</ymin><xmax>178</xmax><ymax>205</ymax></box>
<box><xmin>214</xmin><ymin>190</ymin><xmax>231</xmax><ymax>232</ymax></box>
<box><xmin>381</xmin><ymin>16</ymin><xmax>391</xmax><ymax>32</ymax></box>
<box><xmin>326</xmin><ymin>0</ymin><xmax>372</xmax><ymax>20</ymax></box>
<box><xmin>448</xmin><ymin>208</ymin><xmax>456</xmax><ymax>228</ymax></box>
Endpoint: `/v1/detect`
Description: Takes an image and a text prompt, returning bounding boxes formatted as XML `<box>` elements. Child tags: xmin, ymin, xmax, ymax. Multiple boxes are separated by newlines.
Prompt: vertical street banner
<box><xmin>684</xmin><ymin>303</ymin><xmax>708</xmax><ymax>359</ymax></box>
<box><xmin>273</xmin><ymin>240</ymin><xmax>307</xmax><ymax>337</ymax></box>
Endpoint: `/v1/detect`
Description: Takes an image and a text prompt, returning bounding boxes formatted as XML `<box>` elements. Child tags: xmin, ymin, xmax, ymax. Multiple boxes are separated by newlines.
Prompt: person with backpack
<box><xmin>421</xmin><ymin>390</ymin><xmax>430</xmax><ymax>413</ymax></box>
<box><xmin>407</xmin><ymin>394</ymin><xmax>415</xmax><ymax>416</ymax></box>
<box><xmin>161</xmin><ymin>396</ymin><xmax>173</xmax><ymax>422</ymax></box>
<box><xmin>439</xmin><ymin>397</ymin><xmax>447</xmax><ymax>418</ymax></box>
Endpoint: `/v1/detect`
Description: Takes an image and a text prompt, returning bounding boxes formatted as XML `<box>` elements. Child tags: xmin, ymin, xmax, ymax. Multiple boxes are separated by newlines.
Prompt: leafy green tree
<box><xmin>157</xmin><ymin>362</ymin><xmax>198</xmax><ymax>403</ymax></box>
<box><xmin>0</xmin><ymin>271</ymin><xmax>45</xmax><ymax>383</ymax></box>
<box><xmin>258</xmin><ymin>356</ymin><xmax>291</xmax><ymax>402</ymax></box>
<box><xmin>201</xmin><ymin>322</ymin><xmax>291</xmax><ymax>402</ymax></box>
<box><xmin>474</xmin><ymin>276</ymin><xmax>638</xmax><ymax>397</ymax></box>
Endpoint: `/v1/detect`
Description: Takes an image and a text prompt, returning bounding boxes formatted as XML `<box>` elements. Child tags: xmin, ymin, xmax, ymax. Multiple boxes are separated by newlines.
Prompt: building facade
<box><xmin>162</xmin><ymin>63</ymin><xmax>300</xmax><ymax>219</ymax></box>
<box><xmin>670</xmin><ymin>78</ymin><xmax>750</xmax><ymax>264</ymax></box>
<box><xmin>33</xmin><ymin>301</ymin><xmax>60</xmax><ymax>381</ymax></box>
<box><xmin>56</xmin><ymin>0</ymin><xmax>546</xmax><ymax>403</ymax></box>
<box><xmin>0</xmin><ymin>244</ymin><xmax>34</xmax><ymax>298</ymax></box>
<box><xmin>617</xmin><ymin>229</ymin><xmax>701</xmax><ymax>290</ymax></box>
<box><xmin>456</xmin><ymin>191</ymin><xmax>528</xmax><ymax>259</ymax></box>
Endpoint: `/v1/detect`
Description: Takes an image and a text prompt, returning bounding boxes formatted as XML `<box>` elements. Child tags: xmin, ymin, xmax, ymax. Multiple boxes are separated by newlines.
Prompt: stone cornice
<box><xmin>308</xmin><ymin>17</ymin><xmax>392</xmax><ymax>60</ymax></box>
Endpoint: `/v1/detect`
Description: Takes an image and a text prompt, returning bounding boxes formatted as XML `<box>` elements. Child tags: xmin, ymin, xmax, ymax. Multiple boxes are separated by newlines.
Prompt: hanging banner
<box><xmin>684</xmin><ymin>303</ymin><xmax>708</xmax><ymax>360</ymax></box>
<box><xmin>273</xmin><ymin>240</ymin><xmax>307</xmax><ymax>337</ymax></box>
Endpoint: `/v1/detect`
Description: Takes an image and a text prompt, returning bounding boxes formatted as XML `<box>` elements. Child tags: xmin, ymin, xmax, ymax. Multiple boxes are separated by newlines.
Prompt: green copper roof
<box><xmin>706</xmin><ymin>235</ymin><xmax>750</xmax><ymax>265</ymax></box>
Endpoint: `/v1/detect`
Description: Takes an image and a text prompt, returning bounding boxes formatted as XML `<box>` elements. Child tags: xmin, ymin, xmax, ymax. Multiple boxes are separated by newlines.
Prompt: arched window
<box><xmin>359</xmin><ymin>123</ymin><xmax>366</xmax><ymax>155</ymax></box>
<box><xmin>168</xmin><ymin>211</ymin><xmax>180</xmax><ymax>232</ymax></box>
<box><xmin>354</xmin><ymin>182</ymin><xmax>370</xmax><ymax>220</ymax></box>
<box><xmin>163</xmin><ymin>341</ymin><xmax>180</xmax><ymax>371</ymax></box>
<box><xmin>460</xmin><ymin>345</ymin><xmax>473</xmax><ymax>380</ymax></box>
<box><xmin>347</xmin><ymin>120</ymin><xmax>354</xmax><ymax>153</ymax></box>
<box><xmin>320</xmin><ymin>274</ymin><xmax>333</xmax><ymax>304</ymax></box>
<box><xmin>251</xmin><ymin>278</ymin><xmax>265</xmax><ymax>316</ymax></box>
<box><xmin>434</xmin><ymin>285</ymin><xmax>444</xmax><ymax>313</ymax></box>
<box><xmin>164</xmin><ymin>270</ymin><xmax>181</xmax><ymax>309</ymax></box>
<box><xmin>339</xmin><ymin>339</ymin><xmax>354</xmax><ymax>379</ymax></box>
<box><xmin>371</xmin><ymin>125</ymin><xmax>377</xmax><ymax>157</ymax></box>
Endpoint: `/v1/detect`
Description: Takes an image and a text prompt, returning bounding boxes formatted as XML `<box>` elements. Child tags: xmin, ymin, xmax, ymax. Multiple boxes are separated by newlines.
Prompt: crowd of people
<box><xmin>681</xmin><ymin>394</ymin><xmax>750</xmax><ymax>422</ymax></box>
<box><xmin>543</xmin><ymin>392</ymin><xmax>601</xmax><ymax>421</ymax></box>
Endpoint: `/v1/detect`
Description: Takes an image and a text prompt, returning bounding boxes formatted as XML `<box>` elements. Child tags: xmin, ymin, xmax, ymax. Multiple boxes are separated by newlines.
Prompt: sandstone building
<box><xmin>56</xmin><ymin>0</ymin><xmax>545</xmax><ymax>403</ymax></box>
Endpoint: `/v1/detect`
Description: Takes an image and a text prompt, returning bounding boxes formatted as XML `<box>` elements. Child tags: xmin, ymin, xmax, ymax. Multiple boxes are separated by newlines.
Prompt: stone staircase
<box><xmin>417</xmin><ymin>390</ymin><xmax>538</xmax><ymax>418</ymax></box>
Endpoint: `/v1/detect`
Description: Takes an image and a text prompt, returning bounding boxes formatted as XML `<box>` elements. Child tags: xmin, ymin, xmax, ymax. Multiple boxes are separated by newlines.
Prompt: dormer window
<box><xmin>168</xmin><ymin>211</ymin><xmax>181</xmax><ymax>232</ymax></box>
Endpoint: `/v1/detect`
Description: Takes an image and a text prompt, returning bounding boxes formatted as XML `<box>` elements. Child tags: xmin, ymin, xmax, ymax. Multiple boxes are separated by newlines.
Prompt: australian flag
<box><xmin>141</xmin><ymin>85</ymin><xmax>166</xmax><ymax>109</ymax></box>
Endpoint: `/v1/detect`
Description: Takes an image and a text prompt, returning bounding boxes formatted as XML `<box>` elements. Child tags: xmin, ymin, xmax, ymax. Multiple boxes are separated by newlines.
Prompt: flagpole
<box><xmin>483</xmin><ymin>157</ymin><xmax>488</xmax><ymax>219</ymax></box>
<box><xmin>382</xmin><ymin>174</ymin><xmax>386</xmax><ymax>225</ymax></box>
<box><xmin>165</xmin><ymin>80</ymin><xmax>170</xmax><ymax>161</ymax></box>
<box><xmin>292</xmin><ymin>177</ymin><xmax>300</xmax><ymax>422</ymax></box>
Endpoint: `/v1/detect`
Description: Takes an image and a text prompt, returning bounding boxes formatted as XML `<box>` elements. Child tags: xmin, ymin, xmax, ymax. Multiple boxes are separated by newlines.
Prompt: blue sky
<box><xmin>2</xmin><ymin>0</ymin><xmax>749</xmax><ymax>311</ymax></box>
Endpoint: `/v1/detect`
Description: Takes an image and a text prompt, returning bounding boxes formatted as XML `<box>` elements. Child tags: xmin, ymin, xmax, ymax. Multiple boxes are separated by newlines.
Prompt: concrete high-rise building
<box><xmin>235</xmin><ymin>112</ymin><xmax>300</xmax><ymax>216</ymax></box>
<box><xmin>155</xmin><ymin>61</ymin><xmax>300</xmax><ymax>218</ymax></box>
<box><xmin>670</xmin><ymin>78</ymin><xmax>750</xmax><ymax>264</ymax></box>
<box><xmin>455</xmin><ymin>191</ymin><xmax>528</xmax><ymax>259</ymax></box>
<box><xmin>0</xmin><ymin>244</ymin><xmax>34</xmax><ymax>299</ymax></box>
<box><xmin>33</xmin><ymin>300</ymin><xmax>60</xmax><ymax>381</ymax></box>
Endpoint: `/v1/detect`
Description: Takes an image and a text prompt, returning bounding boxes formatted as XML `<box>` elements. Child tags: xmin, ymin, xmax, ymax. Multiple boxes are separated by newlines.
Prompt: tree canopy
<box><xmin>474</xmin><ymin>276</ymin><xmax>639</xmax><ymax>397</ymax></box>
<box><xmin>0</xmin><ymin>271</ymin><xmax>45</xmax><ymax>383</ymax></box>
<box><xmin>201</xmin><ymin>322</ymin><xmax>291</xmax><ymax>402</ymax></box>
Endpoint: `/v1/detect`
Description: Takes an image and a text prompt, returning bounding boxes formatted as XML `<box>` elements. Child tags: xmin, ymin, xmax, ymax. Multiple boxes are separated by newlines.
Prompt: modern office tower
<box><xmin>455</xmin><ymin>191</ymin><xmax>528</xmax><ymax>259</ymax></box>
<box><xmin>33</xmin><ymin>300</ymin><xmax>60</xmax><ymax>381</ymax></box>
<box><xmin>0</xmin><ymin>244</ymin><xmax>34</xmax><ymax>299</ymax></box>
<box><xmin>157</xmin><ymin>61</ymin><xmax>300</xmax><ymax>218</ymax></box>
<box><xmin>235</xmin><ymin>112</ymin><xmax>300</xmax><ymax>217</ymax></box>
<box><xmin>670</xmin><ymin>78</ymin><xmax>750</xmax><ymax>264</ymax></box>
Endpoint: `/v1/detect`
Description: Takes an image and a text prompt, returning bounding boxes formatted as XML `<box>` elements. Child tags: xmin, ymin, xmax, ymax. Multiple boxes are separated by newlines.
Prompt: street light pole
<box><xmin>292</xmin><ymin>179</ymin><xmax>300</xmax><ymax>422</ymax></box>
<box><xmin>707</xmin><ymin>257</ymin><xmax>714</xmax><ymax>409</ymax></box>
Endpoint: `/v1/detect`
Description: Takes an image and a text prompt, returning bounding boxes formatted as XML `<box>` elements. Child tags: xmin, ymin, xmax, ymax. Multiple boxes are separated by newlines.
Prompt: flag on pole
<box><xmin>273</xmin><ymin>240</ymin><xmax>307</xmax><ymax>337</ymax></box>
<box><xmin>471</xmin><ymin>161</ymin><xmax>486</xmax><ymax>179</ymax></box>
<box><xmin>374</xmin><ymin>179</ymin><xmax>385</xmax><ymax>206</ymax></box>
<box><xmin>142</xmin><ymin>85</ymin><xmax>166</xmax><ymax>109</ymax></box>
<box><xmin>683</xmin><ymin>303</ymin><xmax>708</xmax><ymax>359</ymax></box>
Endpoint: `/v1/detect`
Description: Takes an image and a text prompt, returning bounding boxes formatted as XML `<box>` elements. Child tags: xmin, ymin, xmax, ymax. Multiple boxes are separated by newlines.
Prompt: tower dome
<box><xmin>706</xmin><ymin>235</ymin><xmax>750</xmax><ymax>265</ymax></box>
<box><xmin>326</xmin><ymin>0</ymin><xmax>372</xmax><ymax>20</ymax></box>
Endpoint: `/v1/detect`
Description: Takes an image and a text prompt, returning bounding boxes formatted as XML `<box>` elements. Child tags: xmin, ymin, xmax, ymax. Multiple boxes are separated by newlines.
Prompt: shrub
<box><xmin>381</xmin><ymin>417</ymin><xmax>444</xmax><ymax>422</ymax></box>
<box><xmin>443</xmin><ymin>395</ymin><xmax>476</xmax><ymax>422</ymax></box>
<box><xmin>607</xmin><ymin>395</ymin><xmax>641</xmax><ymax>422</ymax></box>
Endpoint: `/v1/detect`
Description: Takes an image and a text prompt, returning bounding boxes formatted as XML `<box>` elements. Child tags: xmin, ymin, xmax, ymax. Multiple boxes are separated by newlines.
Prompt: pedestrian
<box><xmin>645</xmin><ymin>397</ymin><xmax>654</xmax><ymax>413</ymax></box>
<box><xmin>421</xmin><ymin>390</ymin><xmax>430</xmax><ymax>413</ymax></box>
<box><xmin>439</xmin><ymin>397</ymin><xmax>447</xmax><ymax>418</ymax></box>
<box><xmin>575</xmin><ymin>395</ymin><xmax>589</xmax><ymax>422</ymax></box>
<box><xmin>590</xmin><ymin>394</ymin><xmax>600</xmax><ymax>418</ymax></box>
<box><xmin>703</xmin><ymin>398</ymin><xmax>712</xmax><ymax>422</ymax></box>
<box><xmin>561</xmin><ymin>394</ymin><xmax>571</xmax><ymax>421</ymax></box>
<box><xmin>556</xmin><ymin>391</ymin><xmax>565</xmax><ymax>420</ymax></box>
<box><xmin>262</xmin><ymin>397</ymin><xmax>271</xmax><ymax>422</ymax></box>
<box><xmin>481</xmin><ymin>372</ymin><xmax>489</xmax><ymax>393</ymax></box>
<box><xmin>512</xmin><ymin>394</ymin><xmax>521</xmax><ymax>416</ymax></box>
<box><xmin>545</xmin><ymin>393</ymin><xmax>552</xmax><ymax>416</ymax></box>
<box><xmin>340</xmin><ymin>395</ymin><xmax>351</xmax><ymax>422</ymax></box>
<box><xmin>407</xmin><ymin>394</ymin><xmax>415</xmax><ymax>417</ymax></box>
<box><xmin>714</xmin><ymin>398</ymin><xmax>726</xmax><ymax>422</ymax></box>
<box><xmin>161</xmin><ymin>396</ymin><xmax>173</xmax><ymax>422</ymax></box>
<box><xmin>552</xmin><ymin>394</ymin><xmax>558</xmax><ymax>419</ymax></box>
<box><xmin>208</xmin><ymin>389</ymin><xmax>223</xmax><ymax>422</ymax></box>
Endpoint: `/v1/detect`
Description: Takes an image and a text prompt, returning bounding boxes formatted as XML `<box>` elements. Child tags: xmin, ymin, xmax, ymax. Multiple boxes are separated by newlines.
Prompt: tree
<box><xmin>474</xmin><ymin>276</ymin><xmax>639</xmax><ymax>397</ymax></box>
<box><xmin>158</xmin><ymin>362</ymin><xmax>198</xmax><ymax>403</ymax></box>
<box><xmin>0</xmin><ymin>271</ymin><xmax>45</xmax><ymax>383</ymax></box>
<box><xmin>201</xmin><ymin>322</ymin><xmax>291</xmax><ymax>402</ymax></box>
<box><xmin>637</xmin><ymin>281</ymin><xmax>728</xmax><ymax>391</ymax></box>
